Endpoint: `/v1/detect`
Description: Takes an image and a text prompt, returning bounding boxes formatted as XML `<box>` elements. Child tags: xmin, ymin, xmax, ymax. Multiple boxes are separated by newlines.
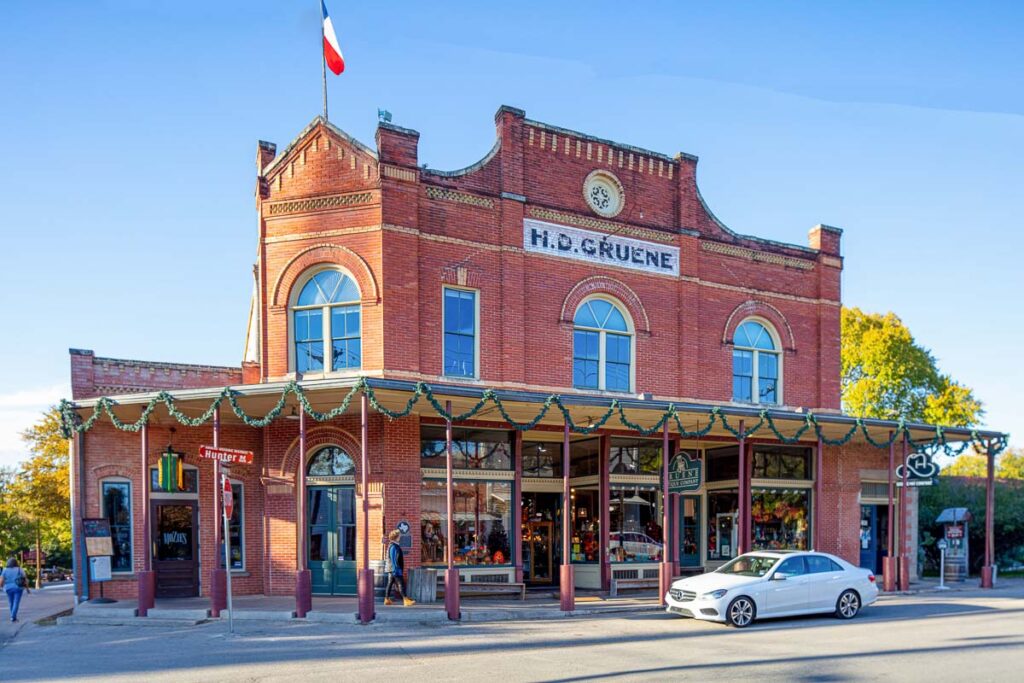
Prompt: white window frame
<box><xmin>99</xmin><ymin>477</ymin><xmax>133</xmax><ymax>574</ymax></box>
<box><xmin>731</xmin><ymin>316</ymin><xmax>783</xmax><ymax>406</ymax></box>
<box><xmin>572</xmin><ymin>295</ymin><xmax>635</xmax><ymax>393</ymax></box>
<box><xmin>288</xmin><ymin>266</ymin><xmax>363</xmax><ymax>378</ymax></box>
<box><xmin>441</xmin><ymin>285</ymin><xmax>480</xmax><ymax>379</ymax></box>
<box><xmin>224</xmin><ymin>478</ymin><xmax>245</xmax><ymax>571</ymax></box>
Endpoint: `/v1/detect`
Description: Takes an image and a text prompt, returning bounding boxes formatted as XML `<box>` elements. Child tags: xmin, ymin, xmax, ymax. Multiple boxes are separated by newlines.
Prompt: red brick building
<box><xmin>65</xmin><ymin>106</ymin><xmax>998</xmax><ymax>612</ymax></box>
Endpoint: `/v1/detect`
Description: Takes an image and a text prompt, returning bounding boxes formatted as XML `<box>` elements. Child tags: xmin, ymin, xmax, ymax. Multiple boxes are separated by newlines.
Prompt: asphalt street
<box><xmin>2</xmin><ymin>586</ymin><xmax>1022</xmax><ymax>682</ymax></box>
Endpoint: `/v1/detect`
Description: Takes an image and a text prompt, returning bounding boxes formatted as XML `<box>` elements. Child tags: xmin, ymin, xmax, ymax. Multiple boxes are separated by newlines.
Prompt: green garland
<box><xmin>58</xmin><ymin>377</ymin><xmax>1008</xmax><ymax>458</ymax></box>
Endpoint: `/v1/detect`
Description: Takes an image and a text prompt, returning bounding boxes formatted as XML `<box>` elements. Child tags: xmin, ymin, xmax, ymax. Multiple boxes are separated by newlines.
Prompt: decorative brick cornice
<box><xmin>821</xmin><ymin>255</ymin><xmax>843</xmax><ymax>268</ymax></box>
<box><xmin>526</xmin><ymin>206</ymin><xmax>676</xmax><ymax>244</ymax></box>
<box><xmin>265</xmin><ymin>190</ymin><xmax>375</xmax><ymax>217</ymax></box>
<box><xmin>380</xmin><ymin>164</ymin><xmax>418</xmax><ymax>183</ymax></box>
<box><xmin>425</xmin><ymin>185</ymin><xmax>494</xmax><ymax>209</ymax></box>
<box><xmin>701</xmin><ymin>241</ymin><xmax>815</xmax><ymax>271</ymax></box>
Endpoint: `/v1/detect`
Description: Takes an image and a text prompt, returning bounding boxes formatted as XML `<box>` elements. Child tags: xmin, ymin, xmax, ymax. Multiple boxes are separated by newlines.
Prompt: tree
<box><xmin>841</xmin><ymin>307</ymin><xmax>983</xmax><ymax>427</ymax></box>
<box><xmin>943</xmin><ymin>447</ymin><xmax>1024</xmax><ymax>480</ymax></box>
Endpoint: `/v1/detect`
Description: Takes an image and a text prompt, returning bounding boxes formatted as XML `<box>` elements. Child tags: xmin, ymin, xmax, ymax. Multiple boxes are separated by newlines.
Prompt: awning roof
<box><xmin>64</xmin><ymin>376</ymin><xmax>1007</xmax><ymax>452</ymax></box>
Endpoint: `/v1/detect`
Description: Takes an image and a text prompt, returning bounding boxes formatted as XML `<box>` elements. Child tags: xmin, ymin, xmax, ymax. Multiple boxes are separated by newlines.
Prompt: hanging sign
<box><xmin>158</xmin><ymin>447</ymin><xmax>184</xmax><ymax>492</ymax></box>
<box><xmin>222</xmin><ymin>476</ymin><xmax>234</xmax><ymax>519</ymax></box>
<box><xmin>896</xmin><ymin>451</ymin><xmax>939</xmax><ymax>487</ymax></box>
<box><xmin>668</xmin><ymin>452</ymin><xmax>703</xmax><ymax>494</ymax></box>
<box><xmin>82</xmin><ymin>518</ymin><xmax>114</xmax><ymax>557</ymax></box>
<box><xmin>523</xmin><ymin>218</ymin><xmax>680</xmax><ymax>276</ymax></box>
<box><xmin>199</xmin><ymin>445</ymin><xmax>254</xmax><ymax>465</ymax></box>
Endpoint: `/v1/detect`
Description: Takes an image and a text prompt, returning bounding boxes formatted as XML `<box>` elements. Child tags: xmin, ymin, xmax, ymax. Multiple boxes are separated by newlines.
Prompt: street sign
<box><xmin>199</xmin><ymin>445</ymin><xmax>254</xmax><ymax>465</ymax></box>
<box><xmin>668</xmin><ymin>452</ymin><xmax>703</xmax><ymax>494</ymax></box>
<box><xmin>223</xmin><ymin>477</ymin><xmax>234</xmax><ymax>519</ymax></box>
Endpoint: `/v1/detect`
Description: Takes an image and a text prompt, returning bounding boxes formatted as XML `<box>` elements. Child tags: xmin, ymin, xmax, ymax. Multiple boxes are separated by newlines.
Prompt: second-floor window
<box><xmin>293</xmin><ymin>269</ymin><xmax>361</xmax><ymax>373</ymax></box>
<box><xmin>573</xmin><ymin>298</ymin><xmax>632</xmax><ymax>392</ymax></box>
<box><xmin>443</xmin><ymin>287</ymin><xmax>477</xmax><ymax>378</ymax></box>
<box><xmin>732</xmin><ymin>319</ymin><xmax>780</xmax><ymax>404</ymax></box>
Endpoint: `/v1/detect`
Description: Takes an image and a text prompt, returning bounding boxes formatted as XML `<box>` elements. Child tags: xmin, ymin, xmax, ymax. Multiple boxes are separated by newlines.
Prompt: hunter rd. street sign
<box><xmin>199</xmin><ymin>445</ymin><xmax>254</xmax><ymax>465</ymax></box>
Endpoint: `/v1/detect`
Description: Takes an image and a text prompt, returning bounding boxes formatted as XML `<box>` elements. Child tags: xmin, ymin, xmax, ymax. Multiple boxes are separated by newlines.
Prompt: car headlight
<box><xmin>701</xmin><ymin>589</ymin><xmax>728</xmax><ymax>600</ymax></box>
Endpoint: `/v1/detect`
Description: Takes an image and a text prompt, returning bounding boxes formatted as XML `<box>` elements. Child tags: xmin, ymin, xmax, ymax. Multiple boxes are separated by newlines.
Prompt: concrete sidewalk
<box><xmin>0</xmin><ymin>582</ymin><xmax>75</xmax><ymax>648</ymax></box>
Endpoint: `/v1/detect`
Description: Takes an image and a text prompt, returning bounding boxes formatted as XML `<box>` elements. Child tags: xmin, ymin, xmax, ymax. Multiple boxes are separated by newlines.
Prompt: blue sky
<box><xmin>1</xmin><ymin>1</ymin><xmax>1021</xmax><ymax>467</ymax></box>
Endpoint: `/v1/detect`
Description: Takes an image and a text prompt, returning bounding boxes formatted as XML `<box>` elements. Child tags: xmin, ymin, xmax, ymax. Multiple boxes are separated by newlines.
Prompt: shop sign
<box><xmin>946</xmin><ymin>525</ymin><xmax>964</xmax><ymax>539</ymax></box>
<box><xmin>199</xmin><ymin>445</ymin><xmax>254</xmax><ymax>465</ymax></box>
<box><xmin>397</xmin><ymin>520</ymin><xmax>412</xmax><ymax>550</ymax></box>
<box><xmin>89</xmin><ymin>555</ymin><xmax>112</xmax><ymax>582</ymax></box>
<box><xmin>523</xmin><ymin>218</ymin><xmax>680</xmax><ymax>276</ymax></box>
<box><xmin>82</xmin><ymin>518</ymin><xmax>114</xmax><ymax>557</ymax></box>
<box><xmin>668</xmin><ymin>453</ymin><xmax>702</xmax><ymax>493</ymax></box>
<box><xmin>896</xmin><ymin>451</ymin><xmax>939</xmax><ymax>487</ymax></box>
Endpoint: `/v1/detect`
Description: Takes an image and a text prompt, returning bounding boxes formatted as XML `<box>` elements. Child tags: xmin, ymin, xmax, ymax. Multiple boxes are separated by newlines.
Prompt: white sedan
<box><xmin>665</xmin><ymin>551</ymin><xmax>878</xmax><ymax>627</ymax></box>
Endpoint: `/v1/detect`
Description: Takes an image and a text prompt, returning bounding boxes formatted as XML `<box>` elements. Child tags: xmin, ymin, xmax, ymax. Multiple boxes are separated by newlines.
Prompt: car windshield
<box><xmin>717</xmin><ymin>555</ymin><xmax>779</xmax><ymax>577</ymax></box>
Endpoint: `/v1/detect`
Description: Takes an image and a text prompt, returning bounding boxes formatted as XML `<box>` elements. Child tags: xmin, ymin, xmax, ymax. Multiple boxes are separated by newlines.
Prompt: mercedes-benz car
<box><xmin>665</xmin><ymin>550</ymin><xmax>878</xmax><ymax>627</ymax></box>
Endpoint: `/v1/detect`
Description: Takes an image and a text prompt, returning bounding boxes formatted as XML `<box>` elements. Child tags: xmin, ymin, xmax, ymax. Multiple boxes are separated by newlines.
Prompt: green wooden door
<box><xmin>308</xmin><ymin>486</ymin><xmax>357</xmax><ymax>595</ymax></box>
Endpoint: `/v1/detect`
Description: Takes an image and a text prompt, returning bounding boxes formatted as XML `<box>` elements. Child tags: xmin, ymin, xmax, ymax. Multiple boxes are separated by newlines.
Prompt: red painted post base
<box><xmin>137</xmin><ymin>570</ymin><xmax>155</xmax><ymax>617</ymax></box>
<box><xmin>295</xmin><ymin>569</ymin><xmax>312</xmax><ymax>618</ymax></box>
<box><xmin>560</xmin><ymin>564</ymin><xmax>575</xmax><ymax>612</ymax></box>
<box><xmin>659</xmin><ymin>561</ymin><xmax>674</xmax><ymax>606</ymax></box>
<box><xmin>209</xmin><ymin>568</ymin><xmax>227</xmax><ymax>618</ymax></box>
<box><xmin>357</xmin><ymin>568</ymin><xmax>375</xmax><ymax>623</ymax></box>
<box><xmin>898</xmin><ymin>556</ymin><xmax>911</xmax><ymax>592</ymax></box>
<box><xmin>882</xmin><ymin>557</ymin><xmax>897</xmax><ymax>592</ymax></box>
<box><xmin>444</xmin><ymin>568</ymin><xmax>460</xmax><ymax>621</ymax></box>
<box><xmin>980</xmin><ymin>566</ymin><xmax>994</xmax><ymax>589</ymax></box>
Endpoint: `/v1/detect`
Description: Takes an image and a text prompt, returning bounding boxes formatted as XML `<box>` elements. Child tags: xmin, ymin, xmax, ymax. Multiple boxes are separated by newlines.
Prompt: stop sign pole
<box><xmin>222</xmin><ymin>473</ymin><xmax>235</xmax><ymax>634</ymax></box>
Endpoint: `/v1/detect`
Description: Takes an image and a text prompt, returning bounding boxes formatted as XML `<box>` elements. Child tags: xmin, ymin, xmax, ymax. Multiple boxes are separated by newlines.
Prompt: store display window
<box><xmin>609</xmin><ymin>486</ymin><xmax>662</xmax><ymax>562</ymax></box>
<box><xmin>707</xmin><ymin>489</ymin><xmax>739</xmax><ymax>560</ymax></box>
<box><xmin>522</xmin><ymin>441</ymin><xmax>563</xmax><ymax>478</ymax></box>
<box><xmin>420</xmin><ymin>480</ymin><xmax>513</xmax><ymax>566</ymax></box>
<box><xmin>608</xmin><ymin>438</ymin><xmax>662</xmax><ymax>475</ymax></box>
<box><xmin>570</xmin><ymin>487</ymin><xmax>600</xmax><ymax>562</ymax></box>
<box><xmin>420</xmin><ymin>426</ymin><xmax>512</xmax><ymax>470</ymax></box>
<box><xmin>752</xmin><ymin>489</ymin><xmax>810</xmax><ymax>551</ymax></box>
<box><xmin>752</xmin><ymin>446</ymin><xmax>812</xmax><ymax>480</ymax></box>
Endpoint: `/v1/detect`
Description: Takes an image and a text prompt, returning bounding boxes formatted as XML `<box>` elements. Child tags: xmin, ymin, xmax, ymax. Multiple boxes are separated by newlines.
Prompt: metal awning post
<box><xmin>981</xmin><ymin>440</ymin><xmax>996</xmax><ymax>588</ymax></box>
<box><xmin>560</xmin><ymin>420</ymin><xmax>574</xmax><ymax>611</ymax></box>
<box><xmin>659</xmin><ymin>420</ymin><xmax>672</xmax><ymax>605</ymax></box>
<box><xmin>444</xmin><ymin>400</ymin><xmax>460</xmax><ymax>620</ymax></box>
<box><xmin>296</xmin><ymin>405</ymin><xmax>312</xmax><ymax>619</ymax></box>
<box><xmin>137</xmin><ymin>423</ymin><xmax>154</xmax><ymax>616</ymax></box>
<box><xmin>883</xmin><ymin>432</ymin><xmax>897</xmax><ymax>592</ymax></box>
<box><xmin>357</xmin><ymin>393</ymin><xmax>374</xmax><ymax>623</ymax></box>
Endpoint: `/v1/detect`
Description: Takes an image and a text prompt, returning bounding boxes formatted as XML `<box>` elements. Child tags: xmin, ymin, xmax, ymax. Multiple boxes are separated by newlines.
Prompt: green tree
<box><xmin>943</xmin><ymin>447</ymin><xmax>1024</xmax><ymax>480</ymax></box>
<box><xmin>841</xmin><ymin>307</ymin><xmax>983</xmax><ymax>427</ymax></box>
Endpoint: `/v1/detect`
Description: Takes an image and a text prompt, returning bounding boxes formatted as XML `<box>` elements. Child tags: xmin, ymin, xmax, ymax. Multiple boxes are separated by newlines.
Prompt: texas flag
<box><xmin>321</xmin><ymin>1</ymin><xmax>345</xmax><ymax>75</ymax></box>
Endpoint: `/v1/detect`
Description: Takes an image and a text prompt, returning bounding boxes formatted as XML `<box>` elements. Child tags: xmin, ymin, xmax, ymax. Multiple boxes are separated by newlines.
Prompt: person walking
<box><xmin>383</xmin><ymin>529</ymin><xmax>415</xmax><ymax>606</ymax></box>
<box><xmin>1</xmin><ymin>557</ymin><xmax>30</xmax><ymax>623</ymax></box>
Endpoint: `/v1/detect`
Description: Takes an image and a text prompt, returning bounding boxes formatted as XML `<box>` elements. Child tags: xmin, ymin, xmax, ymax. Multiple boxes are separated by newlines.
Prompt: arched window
<box><xmin>292</xmin><ymin>269</ymin><xmax>361</xmax><ymax>373</ymax></box>
<box><xmin>573</xmin><ymin>298</ymin><xmax>632</xmax><ymax>392</ymax></box>
<box><xmin>732</xmin><ymin>320</ymin><xmax>780</xmax><ymax>404</ymax></box>
<box><xmin>307</xmin><ymin>446</ymin><xmax>356</xmax><ymax>476</ymax></box>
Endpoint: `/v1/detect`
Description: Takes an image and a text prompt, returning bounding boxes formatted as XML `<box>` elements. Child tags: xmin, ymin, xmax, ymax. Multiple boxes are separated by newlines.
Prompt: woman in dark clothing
<box><xmin>384</xmin><ymin>529</ymin><xmax>415</xmax><ymax>606</ymax></box>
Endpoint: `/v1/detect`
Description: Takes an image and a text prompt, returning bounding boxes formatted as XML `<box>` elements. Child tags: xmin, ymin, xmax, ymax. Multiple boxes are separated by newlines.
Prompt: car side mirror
<box><xmin>771</xmin><ymin>573</ymin><xmax>788</xmax><ymax>581</ymax></box>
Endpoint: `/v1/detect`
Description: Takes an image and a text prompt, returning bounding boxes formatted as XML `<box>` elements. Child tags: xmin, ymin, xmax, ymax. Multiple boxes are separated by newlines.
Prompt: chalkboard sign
<box><xmin>82</xmin><ymin>518</ymin><xmax>114</xmax><ymax>557</ymax></box>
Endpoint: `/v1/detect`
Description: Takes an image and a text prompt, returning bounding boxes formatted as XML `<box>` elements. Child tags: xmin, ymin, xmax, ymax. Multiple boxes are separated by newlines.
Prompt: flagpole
<box><xmin>320</xmin><ymin>1</ymin><xmax>328</xmax><ymax>120</ymax></box>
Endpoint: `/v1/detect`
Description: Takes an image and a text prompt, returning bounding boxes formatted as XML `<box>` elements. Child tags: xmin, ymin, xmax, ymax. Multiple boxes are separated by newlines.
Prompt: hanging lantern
<box><xmin>158</xmin><ymin>447</ymin><xmax>184</xmax><ymax>492</ymax></box>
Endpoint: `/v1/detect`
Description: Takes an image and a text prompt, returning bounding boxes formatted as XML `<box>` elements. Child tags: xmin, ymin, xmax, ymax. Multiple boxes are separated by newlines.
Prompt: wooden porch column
<box><xmin>981</xmin><ymin>441</ymin><xmax>996</xmax><ymax>588</ymax></box>
<box><xmin>357</xmin><ymin>393</ymin><xmax>374</xmax><ymax>622</ymax></box>
<box><xmin>599</xmin><ymin>434</ymin><xmax>611</xmax><ymax>592</ymax></box>
<box><xmin>443</xmin><ymin>401</ymin><xmax>460</xmax><ymax>620</ymax></box>
<box><xmin>560</xmin><ymin>420</ymin><xmax>575</xmax><ymax>611</ymax></box>
<box><xmin>137</xmin><ymin>423</ymin><xmax>155</xmax><ymax>616</ymax></box>
<box><xmin>512</xmin><ymin>430</ymin><xmax>523</xmax><ymax>584</ymax></box>
<box><xmin>659</xmin><ymin>420</ymin><xmax>673</xmax><ymax>604</ymax></box>
<box><xmin>295</xmin><ymin>406</ymin><xmax>313</xmax><ymax>618</ymax></box>
<box><xmin>899</xmin><ymin>433</ymin><xmax>910</xmax><ymax>591</ymax></box>
<box><xmin>737</xmin><ymin>420</ymin><xmax>749</xmax><ymax>555</ymax></box>
<box><xmin>883</xmin><ymin>432</ymin><xmax>897</xmax><ymax>592</ymax></box>
<box><xmin>210</xmin><ymin>407</ymin><xmax>227</xmax><ymax>617</ymax></box>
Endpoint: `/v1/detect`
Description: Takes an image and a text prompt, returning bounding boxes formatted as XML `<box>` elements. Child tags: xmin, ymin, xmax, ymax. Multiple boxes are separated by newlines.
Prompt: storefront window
<box><xmin>149</xmin><ymin>467</ymin><xmax>198</xmax><ymax>493</ymax></box>
<box><xmin>101</xmin><ymin>481</ymin><xmax>132</xmax><ymax>572</ymax></box>
<box><xmin>609</xmin><ymin>486</ymin><xmax>662</xmax><ymax>562</ymax></box>
<box><xmin>569</xmin><ymin>438</ymin><xmax>600</xmax><ymax>477</ymax></box>
<box><xmin>420</xmin><ymin>426</ymin><xmax>512</xmax><ymax>470</ymax></box>
<box><xmin>609</xmin><ymin>438</ymin><xmax>662</xmax><ymax>475</ymax></box>
<box><xmin>752</xmin><ymin>489</ymin><xmax>810</xmax><ymax>551</ymax></box>
<box><xmin>522</xmin><ymin>442</ymin><xmax>563</xmax><ymax>478</ymax></box>
<box><xmin>707</xmin><ymin>489</ymin><xmax>739</xmax><ymax>561</ymax></box>
<box><xmin>570</xmin><ymin>487</ymin><xmax>600</xmax><ymax>562</ymax></box>
<box><xmin>420</xmin><ymin>480</ymin><xmax>512</xmax><ymax>566</ymax></box>
<box><xmin>706</xmin><ymin>447</ymin><xmax>739</xmax><ymax>482</ymax></box>
<box><xmin>752</xmin><ymin>446</ymin><xmax>812</xmax><ymax>480</ymax></box>
<box><xmin>220</xmin><ymin>483</ymin><xmax>245</xmax><ymax>569</ymax></box>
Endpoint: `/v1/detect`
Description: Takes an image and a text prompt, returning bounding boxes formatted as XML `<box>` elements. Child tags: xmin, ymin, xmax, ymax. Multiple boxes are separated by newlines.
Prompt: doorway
<box><xmin>308</xmin><ymin>486</ymin><xmax>357</xmax><ymax>595</ymax></box>
<box><xmin>151</xmin><ymin>500</ymin><xmax>199</xmax><ymax>598</ymax></box>
<box><xmin>859</xmin><ymin>504</ymin><xmax>889</xmax><ymax>574</ymax></box>
<box><xmin>521</xmin><ymin>492</ymin><xmax>562</xmax><ymax>585</ymax></box>
<box><xmin>678</xmin><ymin>495</ymin><xmax>701</xmax><ymax>568</ymax></box>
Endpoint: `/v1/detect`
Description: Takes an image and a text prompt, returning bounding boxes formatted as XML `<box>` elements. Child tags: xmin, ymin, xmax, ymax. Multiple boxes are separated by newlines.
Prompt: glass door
<box><xmin>678</xmin><ymin>496</ymin><xmax>701</xmax><ymax>567</ymax></box>
<box><xmin>308</xmin><ymin>486</ymin><xmax>357</xmax><ymax>595</ymax></box>
<box><xmin>523</xmin><ymin>521</ymin><xmax>554</xmax><ymax>584</ymax></box>
<box><xmin>151</xmin><ymin>501</ymin><xmax>199</xmax><ymax>598</ymax></box>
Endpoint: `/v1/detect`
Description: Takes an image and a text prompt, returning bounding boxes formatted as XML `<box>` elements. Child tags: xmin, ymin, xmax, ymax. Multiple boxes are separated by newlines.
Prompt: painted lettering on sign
<box><xmin>523</xmin><ymin>218</ymin><xmax>680</xmax><ymax>276</ymax></box>
<box><xmin>163</xmin><ymin>531</ymin><xmax>188</xmax><ymax>545</ymax></box>
<box><xmin>668</xmin><ymin>453</ymin><xmax>703</xmax><ymax>493</ymax></box>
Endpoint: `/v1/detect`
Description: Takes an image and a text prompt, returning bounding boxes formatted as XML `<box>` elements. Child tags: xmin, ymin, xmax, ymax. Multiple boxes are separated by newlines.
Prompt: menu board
<box><xmin>82</xmin><ymin>518</ymin><xmax>114</xmax><ymax>557</ymax></box>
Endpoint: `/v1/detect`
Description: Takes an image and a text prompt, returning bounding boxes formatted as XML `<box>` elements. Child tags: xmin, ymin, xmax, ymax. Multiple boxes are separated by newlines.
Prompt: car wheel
<box><xmin>726</xmin><ymin>596</ymin><xmax>756</xmax><ymax>628</ymax></box>
<box><xmin>836</xmin><ymin>589</ymin><xmax>861</xmax><ymax>619</ymax></box>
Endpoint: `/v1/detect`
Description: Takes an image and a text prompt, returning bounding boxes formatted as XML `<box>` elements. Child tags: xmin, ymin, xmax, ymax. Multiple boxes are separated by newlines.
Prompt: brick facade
<box><xmin>71</xmin><ymin>106</ymin><xmax>910</xmax><ymax>602</ymax></box>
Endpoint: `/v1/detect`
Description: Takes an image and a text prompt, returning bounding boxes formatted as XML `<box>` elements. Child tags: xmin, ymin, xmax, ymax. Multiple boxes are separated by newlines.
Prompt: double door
<box><xmin>308</xmin><ymin>486</ymin><xmax>357</xmax><ymax>595</ymax></box>
<box><xmin>151</xmin><ymin>500</ymin><xmax>199</xmax><ymax>598</ymax></box>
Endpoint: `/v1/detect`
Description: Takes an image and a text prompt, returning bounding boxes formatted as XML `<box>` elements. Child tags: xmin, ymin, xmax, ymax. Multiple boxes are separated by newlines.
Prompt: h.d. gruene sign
<box><xmin>523</xmin><ymin>218</ymin><xmax>679</xmax><ymax>276</ymax></box>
